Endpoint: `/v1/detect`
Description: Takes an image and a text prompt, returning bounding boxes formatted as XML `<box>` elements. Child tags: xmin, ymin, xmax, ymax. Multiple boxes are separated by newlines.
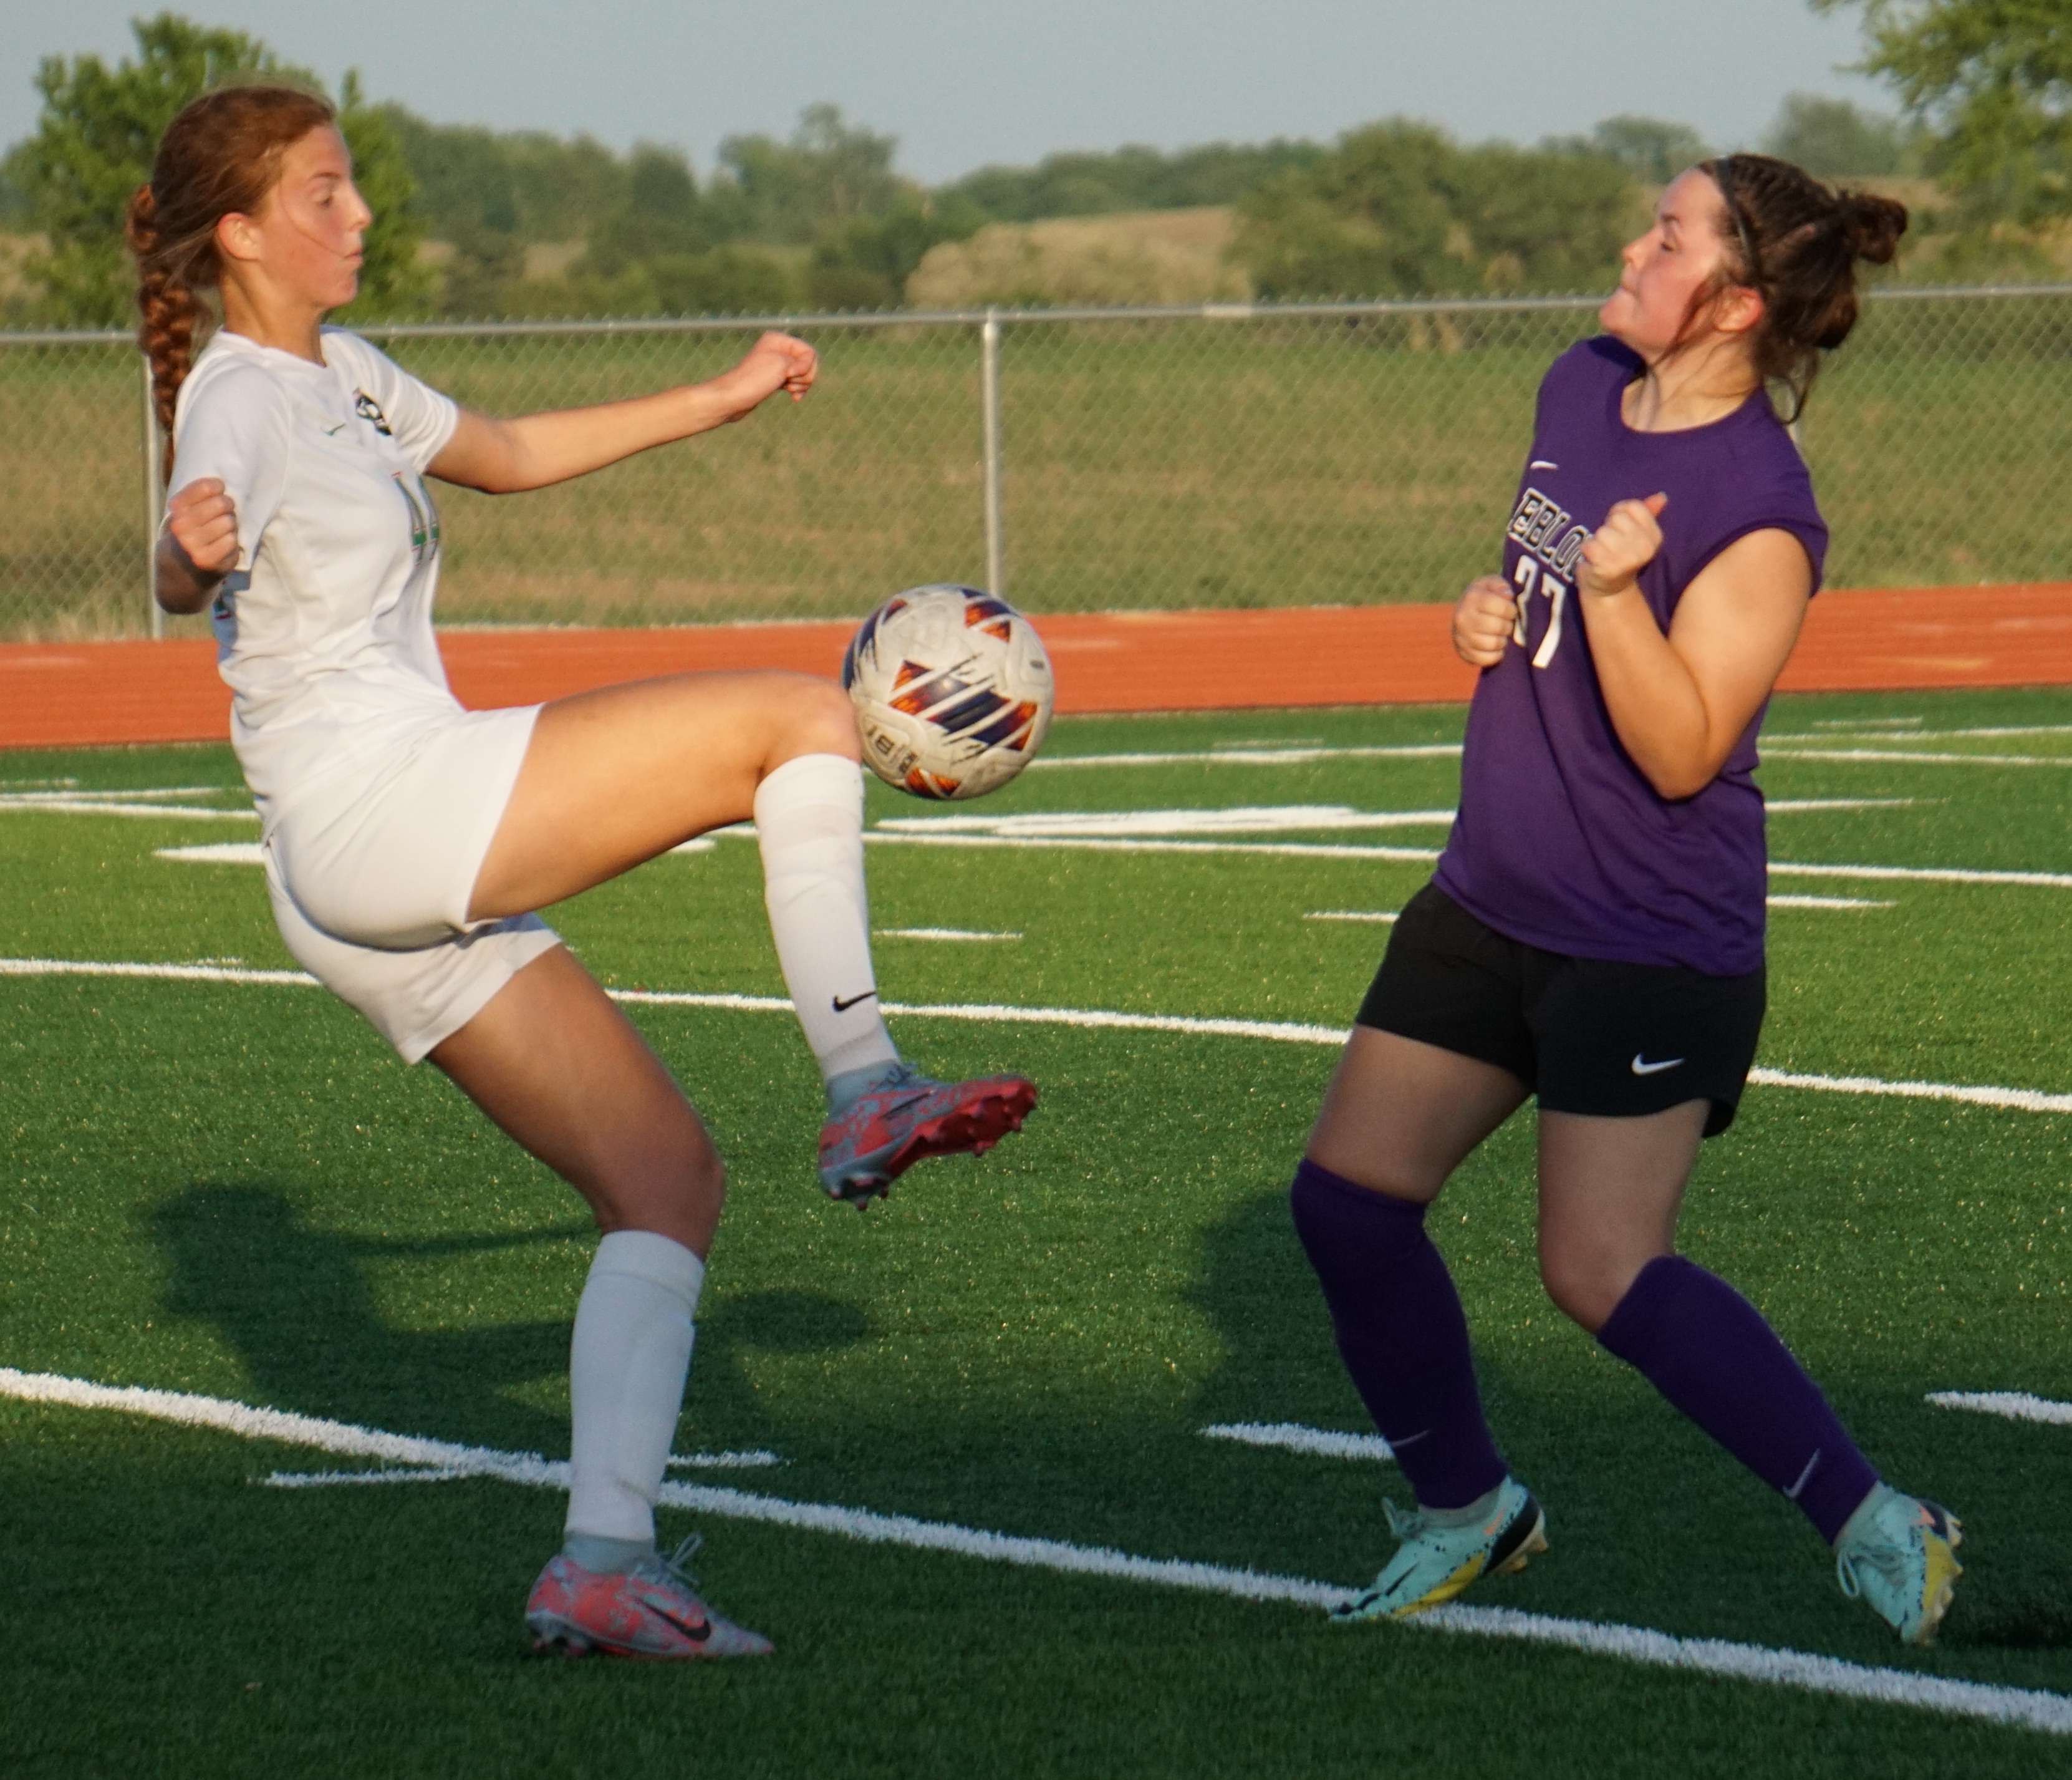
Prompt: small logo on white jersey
<box><xmin>1631</xmin><ymin>1053</ymin><xmax>1685</xmax><ymax>1076</ymax></box>
<box><xmin>1530</xmin><ymin>458</ymin><xmax>1559</xmax><ymax>471</ymax></box>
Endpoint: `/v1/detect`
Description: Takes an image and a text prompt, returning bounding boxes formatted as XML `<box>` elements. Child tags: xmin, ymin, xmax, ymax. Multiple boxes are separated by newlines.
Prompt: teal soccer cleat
<box><xmin>1834</xmin><ymin>1484</ymin><xmax>1964</xmax><ymax>1644</ymax></box>
<box><xmin>1333</xmin><ymin>1476</ymin><xmax>1548</xmax><ymax>1622</ymax></box>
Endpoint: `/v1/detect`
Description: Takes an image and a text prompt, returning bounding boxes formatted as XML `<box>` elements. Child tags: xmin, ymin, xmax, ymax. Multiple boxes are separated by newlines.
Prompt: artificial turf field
<box><xmin>3</xmin><ymin>685</ymin><xmax>2070</xmax><ymax>1778</ymax></box>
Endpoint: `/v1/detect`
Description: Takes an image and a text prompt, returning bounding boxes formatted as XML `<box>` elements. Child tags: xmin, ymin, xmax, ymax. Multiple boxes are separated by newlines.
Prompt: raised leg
<box><xmin>468</xmin><ymin>670</ymin><xmax>859</xmax><ymax>920</ymax></box>
<box><xmin>468</xmin><ymin>670</ymin><xmax>900</xmax><ymax>1096</ymax></box>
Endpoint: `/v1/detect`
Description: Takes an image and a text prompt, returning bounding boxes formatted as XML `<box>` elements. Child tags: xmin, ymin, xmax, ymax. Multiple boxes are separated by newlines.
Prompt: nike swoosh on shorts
<box><xmin>1630</xmin><ymin>1054</ymin><xmax>1685</xmax><ymax>1075</ymax></box>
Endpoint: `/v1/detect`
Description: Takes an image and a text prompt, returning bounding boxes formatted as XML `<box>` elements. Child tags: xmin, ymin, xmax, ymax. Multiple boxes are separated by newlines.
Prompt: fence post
<box><xmin>139</xmin><ymin>353</ymin><xmax>165</xmax><ymax>639</ymax></box>
<box><xmin>980</xmin><ymin>307</ymin><xmax>1005</xmax><ymax>598</ymax></box>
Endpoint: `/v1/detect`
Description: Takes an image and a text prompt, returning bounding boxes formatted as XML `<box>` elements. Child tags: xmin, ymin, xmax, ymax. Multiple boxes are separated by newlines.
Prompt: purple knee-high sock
<box><xmin>1597</xmin><ymin>1255</ymin><xmax>1878</xmax><ymax>1544</ymax></box>
<box><xmin>1289</xmin><ymin>1158</ymin><xmax>1508</xmax><ymax>1511</ymax></box>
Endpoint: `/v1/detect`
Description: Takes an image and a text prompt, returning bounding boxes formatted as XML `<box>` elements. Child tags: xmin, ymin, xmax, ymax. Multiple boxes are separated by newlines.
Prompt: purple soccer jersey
<box><xmin>1433</xmin><ymin>337</ymin><xmax>1829</xmax><ymax>975</ymax></box>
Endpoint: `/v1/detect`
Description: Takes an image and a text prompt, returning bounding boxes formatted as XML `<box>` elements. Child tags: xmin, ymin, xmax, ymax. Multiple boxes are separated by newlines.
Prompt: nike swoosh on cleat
<box><xmin>831</xmin><ymin>990</ymin><xmax>878</xmax><ymax>1013</ymax></box>
<box><xmin>640</xmin><ymin>1594</ymin><xmax>712</xmax><ymax>1643</ymax></box>
<box><xmin>1630</xmin><ymin>1054</ymin><xmax>1685</xmax><ymax>1075</ymax></box>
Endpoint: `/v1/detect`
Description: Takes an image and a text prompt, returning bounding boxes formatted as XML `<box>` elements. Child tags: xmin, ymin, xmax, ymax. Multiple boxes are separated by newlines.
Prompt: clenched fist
<box><xmin>165</xmin><ymin>476</ymin><xmax>241</xmax><ymax>579</ymax></box>
<box><xmin>710</xmin><ymin>331</ymin><xmax>819</xmax><ymax>422</ymax></box>
<box><xmin>1578</xmin><ymin>492</ymin><xmax>1667</xmax><ymax>601</ymax></box>
<box><xmin>1453</xmin><ymin>574</ymin><xmax>1518</xmax><ymax>667</ymax></box>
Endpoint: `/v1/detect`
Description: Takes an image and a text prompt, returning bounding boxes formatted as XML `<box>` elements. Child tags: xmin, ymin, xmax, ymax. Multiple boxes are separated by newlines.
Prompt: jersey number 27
<box><xmin>1510</xmin><ymin>556</ymin><xmax>1568</xmax><ymax>669</ymax></box>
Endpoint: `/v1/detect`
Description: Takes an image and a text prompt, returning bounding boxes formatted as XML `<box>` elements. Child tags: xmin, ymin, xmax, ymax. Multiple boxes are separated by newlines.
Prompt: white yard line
<box><xmin>872</xmin><ymin>802</ymin><xmax>1902</xmax><ymax>843</ymax></box>
<box><xmin>1780</xmin><ymin>724</ymin><xmax>2072</xmax><ymax>742</ymax></box>
<box><xmin>1</xmin><ymin>958</ymin><xmax>316</xmax><ymax>987</ymax></box>
<box><xmin>1766</xmin><ymin>896</ymin><xmax>1894</xmax><ymax>911</ymax></box>
<box><xmin>9</xmin><ymin>956</ymin><xmax>2072</xmax><ymax>1118</ymax></box>
<box><xmin>5</xmin><ymin>785</ymin><xmax>233</xmax><ymax>801</ymax></box>
<box><xmin>877</xmin><ymin>806</ymin><xmax>1460</xmax><ymax>838</ymax></box>
<box><xmin>1770</xmin><ymin>861</ymin><xmax>2072</xmax><ymax>890</ymax></box>
<box><xmin>0</xmin><ymin>797</ymin><xmax>256</xmax><ymax>821</ymax></box>
<box><xmin>1</xmin><ymin>1366</ymin><xmax>2063</xmax><ymax>1736</ymax></box>
<box><xmin>1926</xmin><ymin>1391</ymin><xmax>2072</xmax><ymax>1428</ymax></box>
<box><xmin>875</xmin><ymin>928</ymin><xmax>1024</xmax><ymax>942</ymax></box>
<box><xmin>1765</xmin><ymin>748</ymin><xmax>2072</xmax><ymax>769</ymax></box>
<box><xmin>1745</xmin><ymin>1068</ymin><xmax>2072</xmax><ymax>1117</ymax></box>
<box><xmin>866</xmin><ymin>832</ymin><xmax>1449</xmax><ymax>863</ymax></box>
<box><xmin>1200</xmin><ymin>1422</ymin><xmax>1394</xmax><ymax>1462</ymax></box>
<box><xmin>267</xmin><ymin>1466</ymin><xmax>478</xmax><ymax>1488</ymax></box>
<box><xmin>1763</xmin><ymin>799</ymin><xmax>1917</xmax><ymax>813</ymax></box>
<box><xmin>147</xmin><ymin>836</ymin><xmax>2072</xmax><ymax>888</ymax></box>
<box><xmin>1304</xmin><ymin>911</ymin><xmax>1399</xmax><ymax>924</ymax></box>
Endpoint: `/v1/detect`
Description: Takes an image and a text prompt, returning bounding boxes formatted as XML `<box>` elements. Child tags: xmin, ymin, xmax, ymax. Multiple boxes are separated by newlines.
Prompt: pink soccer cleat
<box><xmin>817</xmin><ymin>1060</ymin><xmax>1038</xmax><ymax>1205</ymax></box>
<box><xmin>525</xmin><ymin>1535</ymin><xmax>773</xmax><ymax>1659</ymax></box>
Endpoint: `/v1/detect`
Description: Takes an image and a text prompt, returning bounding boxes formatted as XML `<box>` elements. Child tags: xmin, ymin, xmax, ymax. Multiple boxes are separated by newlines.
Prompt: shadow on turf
<box><xmin>1942</xmin><ymin>1589</ymin><xmax>2072</xmax><ymax>1651</ymax></box>
<box><xmin>149</xmin><ymin>1184</ymin><xmax>867</xmax><ymax>1457</ymax></box>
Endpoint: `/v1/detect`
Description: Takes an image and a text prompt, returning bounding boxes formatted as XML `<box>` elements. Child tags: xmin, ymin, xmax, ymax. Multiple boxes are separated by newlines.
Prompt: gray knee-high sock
<box><xmin>564</xmin><ymin>1230</ymin><xmax>703</xmax><ymax>1566</ymax></box>
<box><xmin>753</xmin><ymin>753</ymin><xmax>900</xmax><ymax>1090</ymax></box>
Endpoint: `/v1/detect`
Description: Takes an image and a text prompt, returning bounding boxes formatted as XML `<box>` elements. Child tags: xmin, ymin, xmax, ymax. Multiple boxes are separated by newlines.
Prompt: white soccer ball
<box><xmin>841</xmin><ymin>584</ymin><xmax>1055</xmax><ymax>800</ymax></box>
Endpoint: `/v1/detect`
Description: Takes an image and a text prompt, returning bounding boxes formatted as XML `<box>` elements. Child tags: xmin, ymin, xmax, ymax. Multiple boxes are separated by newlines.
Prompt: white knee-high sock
<box><xmin>564</xmin><ymin>1230</ymin><xmax>704</xmax><ymax>1552</ymax></box>
<box><xmin>754</xmin><ymin>752</ymin><xmax>900</xmax><ymax>1087</ymax></box>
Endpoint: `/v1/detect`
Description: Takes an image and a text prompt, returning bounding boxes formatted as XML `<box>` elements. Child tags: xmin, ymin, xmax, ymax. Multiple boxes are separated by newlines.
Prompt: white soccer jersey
<box><xmin>170</xmin><ymin>327</ymin><xmax>463</xmax><ymax>833</ymax></box>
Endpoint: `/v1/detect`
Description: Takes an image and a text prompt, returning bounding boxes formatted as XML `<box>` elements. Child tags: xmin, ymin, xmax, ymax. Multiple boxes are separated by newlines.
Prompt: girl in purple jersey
<box><xmin>1291</xmin><ymin>157</ymin><xmax>1963</xmax><ymax>1643</ymax></box>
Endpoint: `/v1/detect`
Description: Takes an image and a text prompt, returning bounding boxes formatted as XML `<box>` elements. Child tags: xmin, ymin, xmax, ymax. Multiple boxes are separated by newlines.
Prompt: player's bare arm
<box><xmin>428</xmin><ymin>331</ymin><xmax>817</xmax><ymax>495</ymax></box>
<box><xmin>155</xmin><ymin>475</ymin><xmax>239</xmax><ymax>614</ymax></box>
<box><xmin>1576</xmin><ymin>501</ymin><xmax>1811</xmax><ymax>800</ymax></box>
<box><xmin>1451</xmin><ymin>574</ymin><xmax>1517</xmax><ymax>667</ymax></box>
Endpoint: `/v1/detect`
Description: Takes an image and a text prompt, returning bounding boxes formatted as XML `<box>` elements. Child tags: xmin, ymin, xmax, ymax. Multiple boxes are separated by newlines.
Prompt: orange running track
<box><xmin>6</xmin><ymin>583</ymin><xmax>2072</xmax><ymax>752</ymax></box>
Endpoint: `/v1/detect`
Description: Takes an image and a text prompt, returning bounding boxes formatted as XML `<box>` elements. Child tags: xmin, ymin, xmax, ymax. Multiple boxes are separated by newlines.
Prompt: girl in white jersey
<box><xmin>129</xmin><ymin>84</ymin><xmax>1036</xmax><ymax>1660</ymax></box>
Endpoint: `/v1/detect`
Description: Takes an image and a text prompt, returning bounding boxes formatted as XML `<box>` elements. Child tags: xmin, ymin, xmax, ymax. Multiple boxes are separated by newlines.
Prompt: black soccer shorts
<box><xmin>1356</xmin><ymin>882</ymin><xmax>1766</xmax><ymax>1138</ymax></box>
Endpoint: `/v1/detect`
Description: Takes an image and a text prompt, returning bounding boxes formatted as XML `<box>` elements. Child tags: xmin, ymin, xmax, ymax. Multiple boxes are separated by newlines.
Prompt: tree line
<box><xmin>0</xmin><ymin>4</ymin><xmax>2056</xmax><ymax>327</ymax></box>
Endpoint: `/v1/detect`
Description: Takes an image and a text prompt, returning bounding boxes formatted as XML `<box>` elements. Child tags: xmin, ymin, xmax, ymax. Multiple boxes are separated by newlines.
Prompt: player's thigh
<box><xmin>1307</xmin><ymin>1025</ymin><xmax>1528</xmax><ymax>1204</ymax></box>
<box><xmin>471</xmin><ymin>669</ymin><xmax>859</xmax><ymax>920</ymax></box>
<box><xmin>429</xmin><ymin>944</ymin><xmax>726</xmax><ymax>1256</ymax></box>
<box><xmin>1535</xmin><ymin>1101</ymin><xmax>1708</xmax><ymax>1331</ymax></box>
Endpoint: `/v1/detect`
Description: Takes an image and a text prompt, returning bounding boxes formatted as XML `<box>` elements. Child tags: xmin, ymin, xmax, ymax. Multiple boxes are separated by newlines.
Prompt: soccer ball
<box><xmin>841</xmin><ymin>584</ymin><xmax>1055</xmax><ymax>800</ymax></box>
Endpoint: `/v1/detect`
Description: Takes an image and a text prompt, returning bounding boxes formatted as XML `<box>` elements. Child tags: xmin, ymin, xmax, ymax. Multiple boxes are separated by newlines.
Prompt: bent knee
<box><xmin>773</xmin><ymin>675</ymin><xmax>861</xmax><ymax>764</ymax></box>
<box><xmin>1299</xmin><ymin>1144</ymin><xmax>1444</xmax><ymax>1207</ymax></box>
<box><xmin>585</xmin><ymin>1134</ymin><xmax>727</xmax><ymax>1235</ymax></box>
<box><xmin>1538</xmin><ymin>1249</ymin><xmax>1653</xmax><ymax>1334</ymax></box>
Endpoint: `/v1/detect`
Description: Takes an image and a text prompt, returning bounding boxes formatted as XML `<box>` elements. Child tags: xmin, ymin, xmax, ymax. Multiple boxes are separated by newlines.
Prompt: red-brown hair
<box><xmin>1700</xmin><ymin>153</ymin><xmax>1909</xmax><ymax>422</ymax></box>
<box><xmin>125</xmin><ymin>85</ymin><xmax>337</xmax><ymax>478</ymax></box>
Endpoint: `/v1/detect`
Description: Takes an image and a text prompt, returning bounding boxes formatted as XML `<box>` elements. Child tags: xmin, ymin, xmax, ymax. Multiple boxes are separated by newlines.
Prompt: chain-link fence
<box><xmin>6</xmin><ymin>286</ymin><xmax>2071</xmax><ymax>642</ymax></box>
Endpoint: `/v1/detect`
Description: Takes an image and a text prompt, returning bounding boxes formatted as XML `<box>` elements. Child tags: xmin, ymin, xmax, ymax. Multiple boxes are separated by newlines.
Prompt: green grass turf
<box><xmin>3</xmin><ymin>687</ymin><xmax>2071</xmax><ymax>1776</ymax></box>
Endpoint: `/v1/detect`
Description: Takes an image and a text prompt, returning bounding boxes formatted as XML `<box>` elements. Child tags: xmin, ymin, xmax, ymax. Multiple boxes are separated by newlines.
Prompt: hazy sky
<box><xmin>5</xmin><ymin>1</ymin><xmax>1896</xmax><ymax>183</ymax></box>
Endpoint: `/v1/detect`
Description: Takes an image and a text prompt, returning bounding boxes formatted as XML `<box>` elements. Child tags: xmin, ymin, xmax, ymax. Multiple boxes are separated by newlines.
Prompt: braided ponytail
<box><xmin>125</xmin><ymin>85</ymin><xmax>337</xmax><ymax>484</ymax></box>
<box><xmin>1700</xmin><ymin>153</ymin><xmax>1910</xmax><ymax>422</ymax></box>
<box><xmin>126</xmin><ymin>184</ymin><xmax>201</xmax><ymax>483</ymax></box>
